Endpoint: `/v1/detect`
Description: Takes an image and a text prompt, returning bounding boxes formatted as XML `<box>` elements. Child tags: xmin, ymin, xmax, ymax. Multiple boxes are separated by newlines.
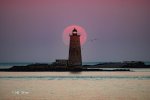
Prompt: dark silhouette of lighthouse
<box><xmin>68</xmin><ymin>28</ymin><xmax>82</xmax><ymax>66</ymax></box>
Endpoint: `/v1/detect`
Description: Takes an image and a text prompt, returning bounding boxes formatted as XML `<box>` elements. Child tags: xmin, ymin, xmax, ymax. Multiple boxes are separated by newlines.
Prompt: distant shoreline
<box><xmin>0</xmin><ymin>61</ymin><xmax>149</xmax><ymax>72</ymax></box>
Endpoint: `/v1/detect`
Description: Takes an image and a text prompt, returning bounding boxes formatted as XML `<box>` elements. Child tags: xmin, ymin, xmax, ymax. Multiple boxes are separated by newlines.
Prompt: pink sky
<box><xmin>0</xmin><ymin>0</ymin><xmax>150</xmax><ymax>62</ymax></box>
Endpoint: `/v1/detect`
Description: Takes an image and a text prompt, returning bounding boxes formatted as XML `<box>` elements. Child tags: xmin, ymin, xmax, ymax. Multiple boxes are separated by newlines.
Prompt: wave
<box><xmin>0</xmin><ymin>75</ymin><xmax>150</xmax><ymax>80</ymax></box>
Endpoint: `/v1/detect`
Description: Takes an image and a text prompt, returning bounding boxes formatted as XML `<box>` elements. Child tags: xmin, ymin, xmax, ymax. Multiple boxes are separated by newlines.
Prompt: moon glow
<box><xmin>63</xmin><ymin>25</ymin><xmax>87</xmax><ymax>46</ymax></box>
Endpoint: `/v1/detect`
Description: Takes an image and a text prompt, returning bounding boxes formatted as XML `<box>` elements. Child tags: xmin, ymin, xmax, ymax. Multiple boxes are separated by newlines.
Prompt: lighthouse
<box><xmin>68</xmin><ymin>28</ymin><xmax>82</xmax><ymax>66</ymax></box>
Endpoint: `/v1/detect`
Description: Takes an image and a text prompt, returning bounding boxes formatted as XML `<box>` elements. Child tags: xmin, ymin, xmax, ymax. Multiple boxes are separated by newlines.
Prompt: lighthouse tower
<box><xmin>68</xmin><ymin>28</ymin><xmax>82</xmax><ymax>66</ymax></box>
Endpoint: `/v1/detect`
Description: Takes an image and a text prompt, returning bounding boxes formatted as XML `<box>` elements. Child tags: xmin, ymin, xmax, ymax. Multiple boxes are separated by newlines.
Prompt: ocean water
<box><xmin>0</xmin><ymin>74</ymin><xmax>150</xmax><ymax>80</ymax></box>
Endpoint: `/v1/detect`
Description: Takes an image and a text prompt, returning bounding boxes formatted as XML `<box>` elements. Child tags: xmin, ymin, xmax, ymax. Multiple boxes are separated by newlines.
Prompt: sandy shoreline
<box><xmin>0</xmin><ymin>79</ymin><xmax>150</xmax><ymax>100</ymax></box>
<box><xmin>0</xmin><ymin>72</ymin><xmax>150</xmax><ymax>100</ymax></box>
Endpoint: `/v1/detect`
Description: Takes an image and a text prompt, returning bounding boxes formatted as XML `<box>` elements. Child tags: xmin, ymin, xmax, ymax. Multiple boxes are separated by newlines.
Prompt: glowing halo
<box><xmin>63</xmin><ymin>25</ymin><xmax>87</xmax><ymax>46</ymax></box>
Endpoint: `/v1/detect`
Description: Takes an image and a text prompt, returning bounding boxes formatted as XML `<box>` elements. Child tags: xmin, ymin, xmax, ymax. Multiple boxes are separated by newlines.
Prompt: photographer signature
<box><xmin>12</xmin><ymin>90</ymin><xmax>30</xmax><ymax>95</ymax></box>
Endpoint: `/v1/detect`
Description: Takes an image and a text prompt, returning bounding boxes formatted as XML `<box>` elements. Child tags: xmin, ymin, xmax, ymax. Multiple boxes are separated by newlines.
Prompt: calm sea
<box><xmin>0</xmin><ymin>74</ymin><xmax>150</xmax><ymax>80</ymax></box>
